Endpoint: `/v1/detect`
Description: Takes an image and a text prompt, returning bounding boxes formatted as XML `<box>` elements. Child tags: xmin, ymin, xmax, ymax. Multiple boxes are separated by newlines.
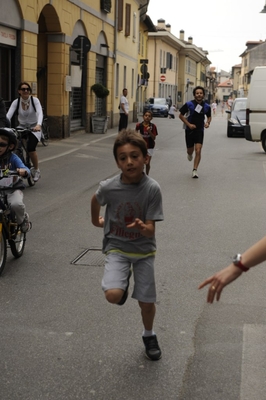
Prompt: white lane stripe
<box><xmin>39</xmin><ymin>132</ymin><xmax>117</xmax><ymax>164</ymax></box>
<box><xmin>240</xmin><ymin>324</ymin><xmax>266</xmax><ymax>400</ymax></box>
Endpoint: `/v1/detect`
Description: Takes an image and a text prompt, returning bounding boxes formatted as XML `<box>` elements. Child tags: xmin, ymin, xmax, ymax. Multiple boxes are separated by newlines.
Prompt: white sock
<box><xmin>142</xmin><ymin>329</ymin><xmax>155</xmax><ymax>337</ymax></box>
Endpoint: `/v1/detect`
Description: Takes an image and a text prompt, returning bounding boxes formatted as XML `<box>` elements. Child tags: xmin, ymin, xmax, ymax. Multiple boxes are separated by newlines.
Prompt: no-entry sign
<box><xmin>160</xmin><ymin>75</ymin><xmax>166</xmax><ymax>82</ymax></box>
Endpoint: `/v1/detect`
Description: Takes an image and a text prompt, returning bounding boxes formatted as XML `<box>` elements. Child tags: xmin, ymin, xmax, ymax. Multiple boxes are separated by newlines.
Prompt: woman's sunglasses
<box><xmin>0</xmin><ymin>142</ymin><xmax>8</xmax><ymax>148</ymax></box>
<box><xmin>20</xmin><ymin>88</ymin><xmax>30</xmax><ymax>92</ymax></box>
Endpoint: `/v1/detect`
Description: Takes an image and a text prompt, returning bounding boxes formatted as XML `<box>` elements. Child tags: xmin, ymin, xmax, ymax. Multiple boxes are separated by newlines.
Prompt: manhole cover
<box><xmin>71</xmin><ymin>248</ymin><xmax>105</xmax><ymax>266</ymax></box>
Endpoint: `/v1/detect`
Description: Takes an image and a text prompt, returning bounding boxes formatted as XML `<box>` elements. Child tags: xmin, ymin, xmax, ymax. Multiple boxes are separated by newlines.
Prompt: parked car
<box><xmin>226</xmin><ymin>98</ymin><xmax>247</xmax><ymax>137</ymax></box>
<box><xmin>144</xmin><ymin>98</ymin><xmax>169</xmax><ymax>117</ymax></box>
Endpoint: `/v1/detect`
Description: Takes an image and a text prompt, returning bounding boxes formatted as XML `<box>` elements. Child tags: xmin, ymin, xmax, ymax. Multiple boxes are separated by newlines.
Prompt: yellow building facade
<box><xmin>0</xmin><ymin>0</ymin><xmax>117</xmax><ymax>137</ymax></box>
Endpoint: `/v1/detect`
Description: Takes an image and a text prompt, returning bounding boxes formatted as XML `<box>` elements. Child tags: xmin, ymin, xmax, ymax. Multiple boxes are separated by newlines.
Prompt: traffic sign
<box><xmin>141</xmin><ymin>64</ymin><xmax>147</xmax><ymax>74</ymax></box>
<box><xmin>72</xmin><ymin>35</ymin><xmax>91</xmax><ymax>54</ymax></box>
<box><xmin>160</xmin><ymin>75</ymin><xmax>166</xmax><ymax>82</ymax></box>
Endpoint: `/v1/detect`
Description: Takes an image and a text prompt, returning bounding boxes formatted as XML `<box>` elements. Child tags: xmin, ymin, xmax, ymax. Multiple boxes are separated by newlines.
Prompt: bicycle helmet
<box><xmin>0</xmin><ymin>128</ymin><xmax>17</xmax><ymax>147</ymax></box>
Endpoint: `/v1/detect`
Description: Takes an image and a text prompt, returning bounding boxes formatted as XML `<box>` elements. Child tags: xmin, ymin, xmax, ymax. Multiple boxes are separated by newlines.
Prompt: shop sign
<box><xmin>0</xmin><ymin>25</ymin><xmax>16</xmax><ymax>46</ymax></box>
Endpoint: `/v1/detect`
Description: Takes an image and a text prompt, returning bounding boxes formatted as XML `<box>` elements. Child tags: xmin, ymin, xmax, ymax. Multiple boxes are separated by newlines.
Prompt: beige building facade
<box><xmin>147</xmin><ymin>21</ymin><xmax>211</xmax><ymax>108</ymax></box>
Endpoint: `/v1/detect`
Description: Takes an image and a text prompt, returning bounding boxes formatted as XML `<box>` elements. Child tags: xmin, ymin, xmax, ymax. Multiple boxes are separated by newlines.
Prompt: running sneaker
<box><xmin>192</xmin><ymin>169</ymin><xmax>198</xmax><ymax>178</ymax></box>
<box><xmin>142</xmin><ymin>335</ymin><xmax>162</xmax><ymax>361</ymax></box>
<box><xmin>117</xmin><ymin>268</ymin><xmax>132</xmax><ymax>306</ymax></box>
<box><xmin>33</xmin><ymin>169</ymin><xmax>41</xmax><ymax>182</ymax></box>
<box><xmin>20</xmin><ymin>213</ymin><xmax>32</xmax><ymax>233</ymax></box>
<box><xmin>187</xmin><ymin>153</ymin><xmax>193</xmax><ymax>161</ymax></box>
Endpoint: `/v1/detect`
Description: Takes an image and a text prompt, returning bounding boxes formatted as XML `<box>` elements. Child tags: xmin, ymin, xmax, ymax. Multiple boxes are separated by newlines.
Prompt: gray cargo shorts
<box><xmin>102</xmin><ymin>251</ymin><xmax>156</xmax><ymax>303</ymax></box>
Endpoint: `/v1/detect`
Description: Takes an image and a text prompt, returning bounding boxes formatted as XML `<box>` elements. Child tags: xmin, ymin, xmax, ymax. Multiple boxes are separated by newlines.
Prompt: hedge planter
<box><xmin>91</xmin><ymin>115</ymin><xmax>109</xmax><ymax>134</ymax></box>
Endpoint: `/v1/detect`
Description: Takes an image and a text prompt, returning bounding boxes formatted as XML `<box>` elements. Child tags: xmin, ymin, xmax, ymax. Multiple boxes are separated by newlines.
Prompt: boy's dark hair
<box><xmin>113</xmin><ymin>129</ymin><xmax>148</xmax><ymax>161</ymax></box>
<box><xmin>143</xmin><ymin>110</ymin><xmax>153</xmax><ymax>118</ymax></box>
<box><xmin>193</xmin><ymin>86</ymin><xmax>205</xmax><ymax>96</ymax></box>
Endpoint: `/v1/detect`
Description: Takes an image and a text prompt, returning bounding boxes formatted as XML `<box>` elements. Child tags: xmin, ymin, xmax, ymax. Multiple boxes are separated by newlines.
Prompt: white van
<box><xmin>245</xmin><ymin>66</ymin><xmax>266</xmax><ymax>152</ymax></box>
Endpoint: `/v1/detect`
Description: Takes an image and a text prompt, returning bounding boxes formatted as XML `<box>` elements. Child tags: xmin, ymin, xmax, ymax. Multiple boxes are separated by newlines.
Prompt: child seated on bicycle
<box><xmin>0</xmin><ymin>128</ymin><xmax>32</xmax><ymax>232</ymax></box>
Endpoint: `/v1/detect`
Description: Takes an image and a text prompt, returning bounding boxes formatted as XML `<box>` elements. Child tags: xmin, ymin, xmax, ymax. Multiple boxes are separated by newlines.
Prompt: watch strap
<box><xmin>234</xmin><ymin>259</ymin><xmax>249</xmax><ymax>272</ymax></box>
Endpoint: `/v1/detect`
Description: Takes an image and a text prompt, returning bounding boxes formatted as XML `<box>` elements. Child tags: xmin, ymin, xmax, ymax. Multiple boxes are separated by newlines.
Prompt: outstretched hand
<box><xmin>198</xmin><ymin>264</ymin><xmax>243</xmax><ymax>303</ymax></box>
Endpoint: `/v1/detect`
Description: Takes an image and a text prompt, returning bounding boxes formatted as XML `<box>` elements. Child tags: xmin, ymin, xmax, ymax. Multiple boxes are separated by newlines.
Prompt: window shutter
<box><xmin>118</xmin><ymin>0</ymin><xmax>123</xmax><ymax>31</ymax></box>
<box><xmin>125</xmin><ymin>4</ymin><xmax>131</xmax><ymax>36</ymax></box>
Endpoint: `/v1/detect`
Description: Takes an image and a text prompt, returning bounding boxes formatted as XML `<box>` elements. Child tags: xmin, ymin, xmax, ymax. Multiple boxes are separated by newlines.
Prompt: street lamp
<box><xmin>260</xmin><ymin>1</ymin><xmax>266</xmax><ymax>12</ymax></box>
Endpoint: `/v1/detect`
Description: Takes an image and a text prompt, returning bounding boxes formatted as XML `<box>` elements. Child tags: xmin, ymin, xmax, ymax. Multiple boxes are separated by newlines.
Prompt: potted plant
<box><xmin>91</xmin><ymin>83</ymin><xmax>110</xmax><ymax>133</ymax></box>
<box><xmin>91</xmin><ymin>83</ymin><xmax>110</xmax><ymax>99</ymax></box>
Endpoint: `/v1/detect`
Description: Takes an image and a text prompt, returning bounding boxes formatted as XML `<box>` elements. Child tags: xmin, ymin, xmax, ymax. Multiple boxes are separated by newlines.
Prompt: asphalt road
<box><xmin>1</xmin><ymin>107</ymin><xmax>266</xmax><ymax>399</ymax></box>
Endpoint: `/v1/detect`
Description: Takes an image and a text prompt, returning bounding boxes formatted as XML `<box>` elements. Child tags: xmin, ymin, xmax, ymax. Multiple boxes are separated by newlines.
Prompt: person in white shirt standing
<box><xmin>119</xmin><ymin>88</ymin><xmax>129</xmax><ymax>132</ymax></box>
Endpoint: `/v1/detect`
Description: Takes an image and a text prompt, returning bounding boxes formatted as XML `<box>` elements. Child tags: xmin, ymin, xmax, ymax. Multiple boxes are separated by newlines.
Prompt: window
<box><xmin>166</xmin><ymin>52</ymin><xmax>172</xmax><ymax>70</ymax></box>
<box><xmin>185</xmin><ymin>58</ymin><xmax>196</xmax><ymax>76</ymax></box>
<box><xmin>125</xmin><ymin>4</ymin><xmax>131</xmax><ymax>36</ymax></box>
<box><xmin>118</xmin><ymin>0</ymin><xmax>123</xmax><ymax>31</ymax></box>
<box><xmin>123</xmin><ymin>66</ymin><xmax>127</xmax><ymax>89</ymax></box>
<box><xmin>139</xmin><ymin>31</ymin><xmax>144</xmax><ymax>56</ymax></box>
<box><xmin>131</xmin><ymin>69</ymin><xmax>134</xmax><ymax>96</ymax></box>
<box><xmin>141</xmin><ymin>34</ymin><xmax>144</xmax><ymax>56</ymax></box>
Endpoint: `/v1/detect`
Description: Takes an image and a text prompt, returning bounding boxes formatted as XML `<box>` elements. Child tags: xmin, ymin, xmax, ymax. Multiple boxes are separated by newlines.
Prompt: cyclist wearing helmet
<box><xmin>7</xmin><ymin>82</ymin><xmax>43</xmax><ymax>182</ymax></box>
<box><xmin>0</xmin><ymin>128</ymin><xmax>32</xmax><ymax>232</ymax></box>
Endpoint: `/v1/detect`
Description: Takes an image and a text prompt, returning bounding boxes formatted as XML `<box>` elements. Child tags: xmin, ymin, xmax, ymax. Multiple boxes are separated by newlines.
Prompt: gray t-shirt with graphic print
<box><xmin>95</xmin><ymin>173</ymin><xmax>164</xmax><ymax>254</ymax></box>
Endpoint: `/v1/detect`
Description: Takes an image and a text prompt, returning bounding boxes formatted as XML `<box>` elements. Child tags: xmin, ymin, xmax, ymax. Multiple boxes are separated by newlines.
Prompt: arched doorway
<box><xmin>70</xmin><ymin>22</ymin><xmax>89</xmax><ymax>131</ymax></box>
<box><xmin>38</xmin><ymin>5</ymin><xmax>61</xmax><ymax>116</ymax></box>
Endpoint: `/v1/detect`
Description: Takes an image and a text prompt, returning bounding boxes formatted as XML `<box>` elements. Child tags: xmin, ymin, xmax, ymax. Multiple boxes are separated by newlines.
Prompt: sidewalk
<box><xmin>37</xmin><ymin>120</ymin><xmax>140</xmax><ymax>164</ymax></box>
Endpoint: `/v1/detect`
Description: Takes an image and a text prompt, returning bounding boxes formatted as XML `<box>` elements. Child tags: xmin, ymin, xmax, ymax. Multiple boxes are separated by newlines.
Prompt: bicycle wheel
<box><xmin>41</xmin><ymin>120</ymin><xmax>49</xmax><ymax>146</ymax></box>
<box><xmin>0</xmin><ymin>227</ymin><xmax>7</xmax><ymax>276</ymax></box>
<box><xmin>8</xmin><ymin>215</ymin><xmax>26</xmax><ymax>258</ymax></box>
<box><xmin>27</xmin><ymin>174</ymin><xmax>35</xmax><ymax>187</ymax></box>
<box><xmin>25</xmin><ymin>150</ymin><xmax>35</xmax><ymax>187</ymax></box>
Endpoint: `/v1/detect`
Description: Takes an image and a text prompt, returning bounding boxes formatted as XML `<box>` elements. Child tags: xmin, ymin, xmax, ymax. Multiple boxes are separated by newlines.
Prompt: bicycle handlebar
<box><xmin>15</xmin><ymin>128</ymin><xmax>33</xmax><ymax>138</ymax></box>
<box><xmin>0</xmin><ymin>169</ymin><xmax>19</xmax><ymax>179</ymax></box>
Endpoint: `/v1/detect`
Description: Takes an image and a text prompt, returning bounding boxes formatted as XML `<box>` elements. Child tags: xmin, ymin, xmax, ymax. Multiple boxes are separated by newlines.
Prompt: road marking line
<box><xmin>240</xmin><ymin>324</ymin><xmax>266</xmax><ymax>400</ymax></box>
<box><xmin>39</xmin><ymin>133</ymin><xmax>117</xmax><ymax>163</ymax></box>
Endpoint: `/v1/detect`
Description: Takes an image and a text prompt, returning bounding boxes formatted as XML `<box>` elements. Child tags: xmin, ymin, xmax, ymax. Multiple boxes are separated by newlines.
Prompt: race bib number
<box><xmin>195</xmin><ymin>104</ymin><xmax>203</xmax><ymax>113</ymax></box>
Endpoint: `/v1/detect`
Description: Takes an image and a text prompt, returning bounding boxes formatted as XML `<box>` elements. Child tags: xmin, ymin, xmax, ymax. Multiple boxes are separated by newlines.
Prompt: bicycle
<box><xmin>15</xmin><ymin>128</ymin><xmax>35</xmax><ymax>187</ymax></box>
<box><xmin>41</xmin><ymin>114</ymin><xmax>49</xmax><ymax>146</ymax></box>
<box><xmin>0</xmin><ymin>169</ymin><xmax>27</xmax><ymax>276</ymax></box>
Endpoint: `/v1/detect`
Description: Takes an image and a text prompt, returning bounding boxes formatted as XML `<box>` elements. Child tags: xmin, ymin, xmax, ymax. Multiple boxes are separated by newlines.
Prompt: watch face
<box><xmin>233</xmin><ymin>254</ymin><xmax>241</xmax><ymax>264</ymax></box>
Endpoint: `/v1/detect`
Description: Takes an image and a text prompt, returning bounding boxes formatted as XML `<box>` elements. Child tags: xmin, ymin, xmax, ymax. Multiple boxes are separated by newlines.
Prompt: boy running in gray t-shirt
<box><xmin>91</xmin><ymin>129</ymin><xmax>164</xmax><ymax>361</ymax></box>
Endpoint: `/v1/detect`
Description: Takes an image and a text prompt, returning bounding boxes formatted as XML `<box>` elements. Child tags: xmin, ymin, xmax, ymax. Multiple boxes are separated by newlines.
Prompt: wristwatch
<box><xmin>233</xmin><ymin>254</ymin><xmax>249</xmax><ymax>272</ymax></box>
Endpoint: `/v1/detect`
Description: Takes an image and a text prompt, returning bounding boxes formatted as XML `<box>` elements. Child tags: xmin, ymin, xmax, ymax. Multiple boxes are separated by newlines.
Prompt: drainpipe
<box><xmin>113</xmin><ymin>0</ymin><xmax>118</xmax><ymax>127</ymax></box>
<box><xmin>153</xmin><ymin>38</ymin><xmax>156</xmax><ymax>97</ymax></box>
<box><xmin>114</xmin><ymin>0</ymin><xmax>118</xmax><ymax>65</ymax></box>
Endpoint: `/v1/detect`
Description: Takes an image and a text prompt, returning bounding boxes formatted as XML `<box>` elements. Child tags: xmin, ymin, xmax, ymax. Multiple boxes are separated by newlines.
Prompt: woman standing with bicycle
<box><xmin>7</xmin><ymin>82</ymin><xmax>43</xmax><ymax>182</ymax></box>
